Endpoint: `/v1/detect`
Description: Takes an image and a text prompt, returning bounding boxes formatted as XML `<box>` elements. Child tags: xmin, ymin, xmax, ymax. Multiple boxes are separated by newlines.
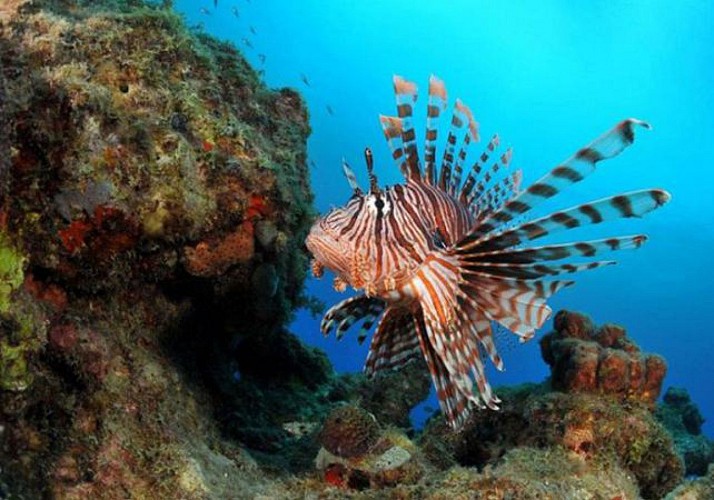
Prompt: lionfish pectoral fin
<box><xmin>321</xmin><ymin>295</ymin><xmax>385</xmax><ymax>342</ymax></box>
<box><xmin>408</xmin><ymin>249</ymin><xmax>504</xmax><ymax>429</ymax></box>
<box><xmin>364</xmin><ymin>307</ymin><xmax>421</xmax><ymax>377</ymax></box>
<box><xmin>466</xmin><ymin>118</ymin><xmax>656</xmax><ymax>240</ymax></box>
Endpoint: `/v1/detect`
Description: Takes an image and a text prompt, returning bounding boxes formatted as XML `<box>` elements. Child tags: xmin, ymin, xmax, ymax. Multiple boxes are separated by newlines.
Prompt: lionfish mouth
<box><xmin>306</xmin><ymin>75</ymin><xmax>671</xmax><ymax>430</ymax></box>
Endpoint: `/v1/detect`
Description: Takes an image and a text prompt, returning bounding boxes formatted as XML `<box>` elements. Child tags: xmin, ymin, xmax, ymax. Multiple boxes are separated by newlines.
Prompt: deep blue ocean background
<box><xmin>175</xmin><ymin>0</ymin><xmax>714</xmax><ymax>436</ymax></box>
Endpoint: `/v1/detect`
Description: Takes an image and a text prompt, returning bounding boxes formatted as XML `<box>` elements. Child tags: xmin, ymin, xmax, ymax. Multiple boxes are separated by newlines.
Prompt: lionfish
<box><xmin>305</xmin><ymin>76</ymin><xmax>670</xmax><ymax>429</ymax></box>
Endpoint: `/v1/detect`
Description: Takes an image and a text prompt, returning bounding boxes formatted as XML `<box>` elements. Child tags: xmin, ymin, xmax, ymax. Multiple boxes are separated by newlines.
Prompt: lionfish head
<box><xmin>306</xmin><ymin>148</ymin><xmax>385</xmax><ymax>286</ymax></box>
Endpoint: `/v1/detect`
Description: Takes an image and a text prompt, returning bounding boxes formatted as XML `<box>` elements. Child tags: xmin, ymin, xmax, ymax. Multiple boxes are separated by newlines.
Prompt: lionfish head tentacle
<box><xmin>364</xmin><ymin>147</ymin><xmax>380</xmax><ymax>194</ymax></box>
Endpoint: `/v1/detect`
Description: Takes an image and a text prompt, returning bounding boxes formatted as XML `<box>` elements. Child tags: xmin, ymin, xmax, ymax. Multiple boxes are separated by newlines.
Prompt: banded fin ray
<box><xmin>462</xmin><ymin>188</ymin><xmax>671</xmax><ymax>252</ymax></box>
<box><xmin>414</xmin><ymin>309</ymin><xmax>478</xmax><ymax>428</ymax></box>
<box><xmin>462</xmin><ymin>276</ymin><xmax>574</xmax><ymax>338</ymax></box>
<box><xmin>364</xmin><ymin>307</ymin><xmax>421</xmax><ymax>376</ymax></box>
<box><xmin>468</xmin><ymin>119</ymin><xmax>652</xmax><ymax>240</ymax></box>
<box><xmin>473</xmin><ymin>168</ymin><xmax>522</xmax><ymax>220</ymax></box>
<box><xmin>463</xmin><ymin>234</ymin><xmax>648</xmax><ymax>264</ymax></box>
<box><xmin>459</xmin><ymin>134</ymin><xmax>501</xmax><ymax>203</ymax></box>
<box><xmin>439</xmin><ymin>100</ymin><xmax>478</xmax><ymax>192</ymax></box>
<box><xmin>424</xmin><ymin>75</ymin><xmax>447</xmax><ymax>186</ymax></box>
<box><xmin>320</xmin><ymin>295</ymin><xmax>385</xmax><ymax>343</ymax></box>
<box><xmin>341</xmin><ymin>158</ymin><xmax>362</xmax><ymax>195</ymax></box>
<box><xmin>379</xmin><ymin>115</ymin><xmax>407</xmax><ymax>176</ymax></box>
<box><xmin>468</xmin><ymin>148</ymin><xmax>515</xmax><ymax>210</ymax></box>
<box><xmin>393</xmin><ymin>76</ymin><xmax>421</xmax><ymax>180</ymax></box>
<box><xmin>463</xmin><ymin>260</ymin><xmax>616</xmax><ymax>280</ymax></box>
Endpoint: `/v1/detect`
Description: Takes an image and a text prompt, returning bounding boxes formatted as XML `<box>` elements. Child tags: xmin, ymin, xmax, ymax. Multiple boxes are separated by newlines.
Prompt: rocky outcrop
<box><xmin>0</xmin><ymin>0</ymin><xmax>315</xmax><ymax>497</ymax></box>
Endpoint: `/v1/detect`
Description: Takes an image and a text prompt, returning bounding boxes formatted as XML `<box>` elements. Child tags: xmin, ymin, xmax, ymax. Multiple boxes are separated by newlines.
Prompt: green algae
<box><xmin>0</xmin><ymin>232</ymin><xmax>33</xmax><ymax>392</ymax></box>
<box><xmin>0</xmin><ymin>232</ymin><xmax>24</xmax><ymax>314</ymax></box>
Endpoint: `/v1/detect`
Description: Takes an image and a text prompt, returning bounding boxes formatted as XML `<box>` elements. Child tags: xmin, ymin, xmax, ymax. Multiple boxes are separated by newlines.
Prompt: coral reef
<box><xmin>0</xmin><ymin>0</ymin><xmax>710</xmax><ymax>498</ymax></box>
<box><xmin>417</xmin><ymin>310</ymin><xmax>692</xmax><ymax>499</ymax></box>
<box><xmin>314</xmin><ymin>418</ymin><xmax>428</xmax><ymax>491</ymax></box>
<box><xmin>0</xmin><ymin>0</ymin><xmax>317</xmax><ymax>497</ymax></box>
<box><xmin>540</xmin><ymin>310</ymin><xmax>667</xmax><ymax>406</ymax></box>
<box><xmin>657</xmin><ymin>387</ymin><xmax>714</xmax><ymax>476</ymax></box>
<box><xmin>421</xmin><ymin>386</ymin><xmax>683</xmax><ymax>499</ymax></box>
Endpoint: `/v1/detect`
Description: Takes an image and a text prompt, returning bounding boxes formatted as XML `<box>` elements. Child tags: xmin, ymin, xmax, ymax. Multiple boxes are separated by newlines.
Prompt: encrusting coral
<box><xmin>540</xmin><ymin>310</ymin><xmax>667</xmax><ymax>406</ymax></box>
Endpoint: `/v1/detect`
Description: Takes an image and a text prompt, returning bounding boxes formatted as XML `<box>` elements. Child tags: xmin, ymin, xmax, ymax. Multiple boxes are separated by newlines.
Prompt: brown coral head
<box><xmin>553</xmin><ymin>310</ymin><xmax>595</xmax><ymax>339</ymax></box>
<box><xmin>319</xmin><ymin>406</ymin><xmax>380</xmax><ymax>459</ymax></box>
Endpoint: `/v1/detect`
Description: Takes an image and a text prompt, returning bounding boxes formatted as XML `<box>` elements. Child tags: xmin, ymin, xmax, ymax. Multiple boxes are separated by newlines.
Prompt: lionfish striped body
<box><xmin>305</xmin><ymin>76</ymin><xmax>671</xmax><ymax>429</ymax></box>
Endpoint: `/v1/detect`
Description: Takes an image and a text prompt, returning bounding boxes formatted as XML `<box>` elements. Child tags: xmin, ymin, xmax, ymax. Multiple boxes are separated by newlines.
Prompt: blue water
<box><xmin>175</xmin><ymin>0</ymin><xmax>714</xmax><ymax>436</ymax></box>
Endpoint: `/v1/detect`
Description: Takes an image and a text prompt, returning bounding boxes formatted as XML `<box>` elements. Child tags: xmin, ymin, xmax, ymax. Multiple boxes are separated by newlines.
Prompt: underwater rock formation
<box><xmin>540</xmin><ymin>310</ymin><xmax>667</xmax><ymax>406</ymax></box>
<box><xmin>657</xmin><ymin>386</ymin><xmax>714</xmax><ymax>476</ymax></box>
<box><xmin>418</xmin><ymin>310</ymin><xmax>686</xmax><ymax>499</ymax></box>
<box><xmin>421</xmin><ymin>386</ymin><xmax>683</xmax><ymax>499</ymax></box>
<box><xmin>0</xmin><ymin>0</ymin><xmax>316</xmax><ymax>497</ymax></box>
<box><xmin>357</xmin><ymin>358</ymin><xmax>431</xmax><ymax>429</ymax></box>
<box><xmin>666</xmin><ymin>464</ymin><xmax>714</xmax><ymax>500</ymax></box>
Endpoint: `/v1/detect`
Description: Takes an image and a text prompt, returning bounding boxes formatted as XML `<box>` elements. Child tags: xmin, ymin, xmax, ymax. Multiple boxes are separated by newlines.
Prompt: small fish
<box><xmin>282</xmin><ymin>421</ymin><xmax>318</xmax><ymax>438</ymax></box>
<box><xmin>250</xmin><ymin>25</ymin><xmax>257</xmax><ymax>35</ymax></box>
<box><xmin>300</xmin><ymin>73</ymin><xmax>310</xmax><ymax>87</ymax></box>
<box><xmin>310</xmin><ymin>160</ymin><xmax>316</xmax><ymax>169</ymax></box>
<box><xmin>241</xmin><ymin>38</ymin><xmax>254</xmax><ymax>49</ymax></box>
<box><xmin>326</xmin><ymin>104</ymin><xmax>334</xmax><ymax>116</ymax></box>
<box><xmin>199</xmin><ymin>7</ymin><xmax>211</xmax><ymax>15</ymax></box>
<box><xmin>231</xmin><ymin>6</ymin><xmax>240</xmax><ymax>17</ymax></box>
<box><xmin>258</xmin><ymin>53</ymin><xmax>266</xmax><ymax>64</ymax></box>
<box><xmin>214</xmin><ymin>0</ymin><xmax>218</xmax><ymax>8</ymax></box>
<box><xmin>306</xmin><ymin>75</ymin><xmax>671</xmax><ymax>431</ymax></box>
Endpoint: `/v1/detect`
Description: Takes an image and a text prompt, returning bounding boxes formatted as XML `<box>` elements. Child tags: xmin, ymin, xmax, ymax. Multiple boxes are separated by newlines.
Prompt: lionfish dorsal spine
<box><xmin>468</xmin><ymin>146</ymin><xmax>514</xmax><ymax>213</ymax></box>
<box><xmin>341</xmin><ymin>158</ymin><xmax>362</xmax><ymax>195</ymax></box>
<box><xmin>393</xmin><ymin>76</ymin><xmax>421</xmax><ymax>180</ymax></box>
<box><xmin>379</xmin><ymin>115</ymin><xmax>407</xmax><ymax>176</ymax></box>
<box><xmin>459</xmin><ymin>133</ymin><xmax>501</xmax><ymax>205</ymax></box>
<box><xmin>424</xmin><ymin>75</ymin><xmax>447</xmax><ymax>186</ymax></box>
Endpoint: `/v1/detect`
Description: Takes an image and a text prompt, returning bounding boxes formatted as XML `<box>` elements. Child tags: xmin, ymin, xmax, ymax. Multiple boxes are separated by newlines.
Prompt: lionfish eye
<box><xmin>432</xmin><ymin>228</ymin><xmax>447</xmax><ymax>249</ymax></box>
